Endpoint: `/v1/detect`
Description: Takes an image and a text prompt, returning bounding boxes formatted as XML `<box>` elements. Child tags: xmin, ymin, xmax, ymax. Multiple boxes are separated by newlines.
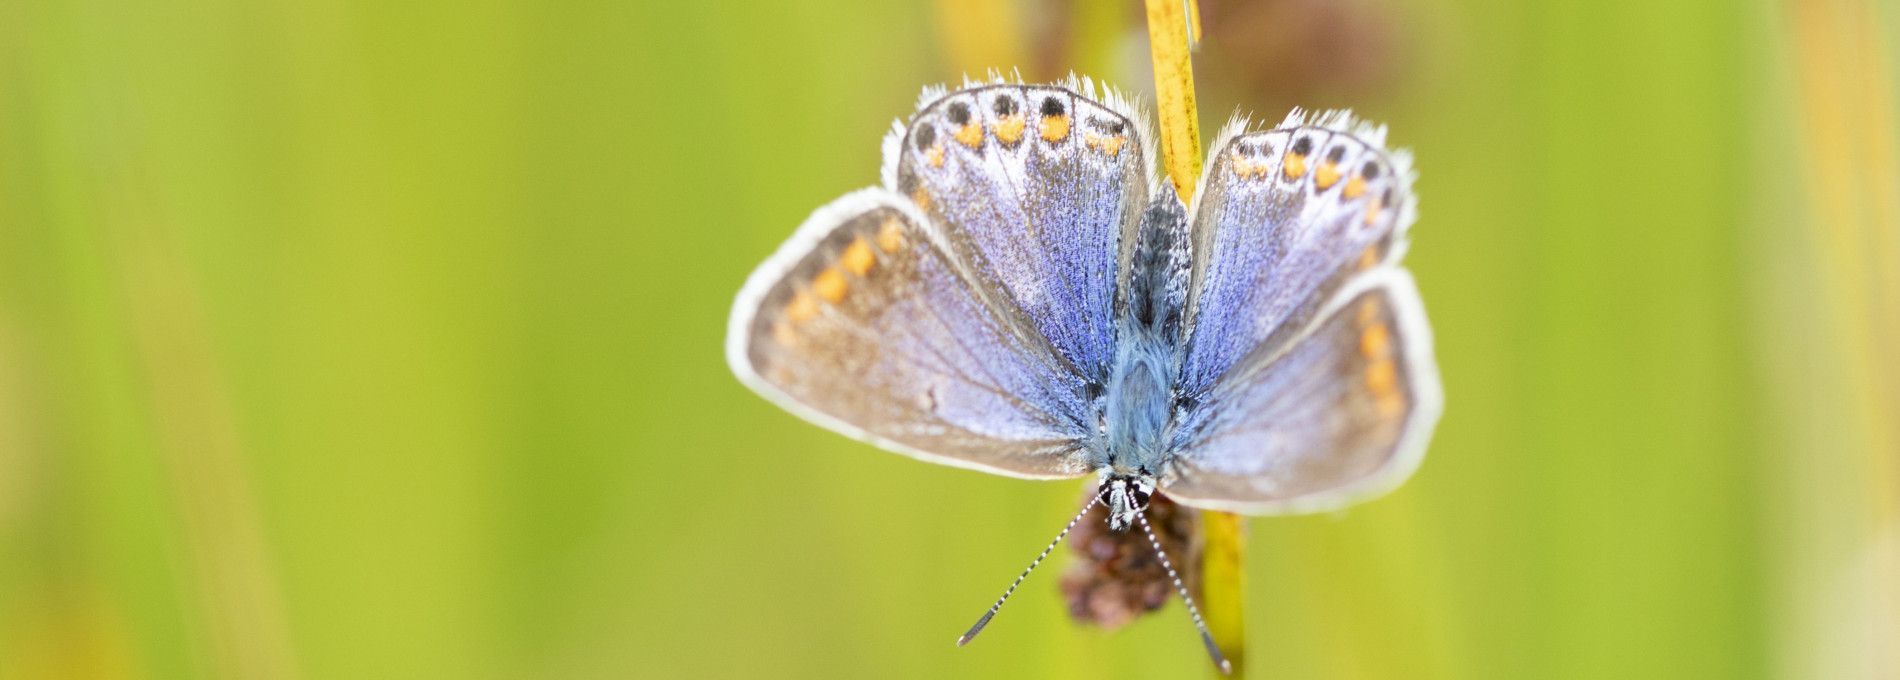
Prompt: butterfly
<box><xmin>726</xmin><ymin>76</ymin><xmax>1441</xmax><ymax>671</ymax></box>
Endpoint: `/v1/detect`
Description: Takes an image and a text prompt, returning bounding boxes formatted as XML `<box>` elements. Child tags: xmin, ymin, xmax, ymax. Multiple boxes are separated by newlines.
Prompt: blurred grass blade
<box><xmin>932</xmin><ymin>0</ymin><xmax>1027</xmax><ymax>76</ymax></box>
<box><xmin>1779</xmin><ymin>0</ymin><xmax>1900</xmax><ymax>676</ymax></box>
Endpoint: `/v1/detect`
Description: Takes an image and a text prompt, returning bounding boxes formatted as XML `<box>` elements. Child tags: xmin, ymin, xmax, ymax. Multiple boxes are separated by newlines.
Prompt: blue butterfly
<box><xmin>726</xmin><ymin>77</ymin><xmax>1441</xmax><ymax>670</ymax></box>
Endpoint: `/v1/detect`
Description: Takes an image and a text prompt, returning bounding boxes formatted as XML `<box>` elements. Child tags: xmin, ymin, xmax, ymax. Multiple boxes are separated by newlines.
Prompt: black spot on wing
<box><xmin>1040</xmin><ymin>95</ymin><xmax>1064</xmax><ymax>117</ymax></box>
<box><xmin>992</xmin><ymin>94</ymin><xmax>1018</xmax><ymax>116</ymax></box>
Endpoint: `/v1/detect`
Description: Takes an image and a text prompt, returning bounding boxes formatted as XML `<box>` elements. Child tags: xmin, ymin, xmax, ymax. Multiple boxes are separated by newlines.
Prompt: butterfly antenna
<box><xmin>1137</xmin><ymin>511</ymin><xmax>1232</xmax><ymax>675</ymax></box>
<box><xmin>956</xmin><ymin>494</ymin><xmax>1100</xmax><ymax>647</ymax></box>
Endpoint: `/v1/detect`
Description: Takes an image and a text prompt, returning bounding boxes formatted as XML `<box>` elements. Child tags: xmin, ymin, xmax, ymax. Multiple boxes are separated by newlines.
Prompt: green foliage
<box><xmin>0</xmin><ymin>0</ymin><xmax>1820</xmax><ymax>677</ymax></box>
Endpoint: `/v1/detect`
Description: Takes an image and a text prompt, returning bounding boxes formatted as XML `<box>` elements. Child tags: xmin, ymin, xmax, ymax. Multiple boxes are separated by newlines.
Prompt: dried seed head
<box><xmin>1059</xmin><ymin>486</ymin><xmax>1201</xmax><ymax>629</ymax></box>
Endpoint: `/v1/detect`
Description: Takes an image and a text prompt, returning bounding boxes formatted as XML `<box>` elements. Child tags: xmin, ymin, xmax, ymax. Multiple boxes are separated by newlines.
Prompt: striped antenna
<box><xmin>1137</xmin><ymin>511</ymin><xmax>1231</xmax><ymax>674</ymax></box>
<box><xmin>956</xmin><ymin>494</ymin><xmax>1101</xmax><ymax>647</ymax></box>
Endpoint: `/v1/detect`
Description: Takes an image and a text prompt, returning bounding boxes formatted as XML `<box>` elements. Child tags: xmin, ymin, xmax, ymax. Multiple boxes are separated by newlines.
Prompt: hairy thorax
<box><xmin>1103</xmin><ymin>326</ymin><xmax>1177</xmax><ymax>474</ymax></box>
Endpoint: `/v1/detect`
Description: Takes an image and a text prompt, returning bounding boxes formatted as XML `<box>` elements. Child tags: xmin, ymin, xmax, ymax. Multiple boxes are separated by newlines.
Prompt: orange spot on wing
<box><xmin>1342</xmin><ymin>175</ymin><xmax>1368</xmax><ymax>200</ymax></box>
<box><xmin>925</xmin><ymin>143</ymin><xmax>945</xmax><ymax>168</ymax></box>
<box><xmin>1084</xmin><ymin>133</ymin><xmax>1126</xmax><ymax>157</ymax></box>
<box><xmin>993</xmin><ymin>115</ymin><xmax>1025</xmax><ymax>143</ymax></box>
<box><xmin>1366</xmin><ymin>358</ymin><xmax>1397</xmax><ymax>394</ymax></box>
<box><xmin>812</xmin><ymin>268</ymin><xmax>848</xmax><ymax>303</ymax></box>
<box><xmin>1040</xmin><ymin>114</ymin><xmax>1070</xmax><ymax>142</ymax></box>
<box><xmin>1357</xmin><ymin>302</ymin><xmax>1407</xmax><ymax>419</ymax></box>
<box><xmin>1230</xmin><ymin>152</ymin><xmax>1267</xmax><ymax>179</ymax></box>
<box><xmin>1366</xmin><ymin>358</ymin><xmax>1404</xmax><ymax>417</ymax></box>
<box><xmin>1315</xmin><ymin>162</ymin><xmax>1341</xmax><ymax>189</ymax></box>
<box><xmin>772</xmin><ymin>319</ymin><xmax>797</xmax><ymax>346</ymax></box>
<box><xmin>1364</xmin><ymin>196</ymin><xmax>1384</xmax><ymax>226</ymax></box>
<box><xmin>876</xmin><ymin>218</ymin><xmax>906</xmax><ymax>253</ymax></box>
<box><xmin>1357</xmin><ymin>244</ymin><xmax>1381</xmax><ymax>271</ymax></box>
<box><xmin>1360</xmin><ymin>323</ymin><xmax>1391</xmax><ymax>360</ymax></box>
<box><xmin>909</xmin><ymin>187</ymin><xmax>931</xmax><ymax>210</ymax></box>
<box><xmin>954</xmin><ymin>122</ymin><xmax>984</xmax><ymax>148</ymax></box>
<box><xmin>840</xmin><ymin>237</ymin><xmax>876</xmax><ymax>276</ymax></box>
<box><xmin>786</xmin><ymin>292</ymin><xmax>818</xmax><ymax>322</ymax></box>
<box><xmin>1283</xmin><ymin>152</ymin><xmax>1308</xmax><ymax>180</ymax></box>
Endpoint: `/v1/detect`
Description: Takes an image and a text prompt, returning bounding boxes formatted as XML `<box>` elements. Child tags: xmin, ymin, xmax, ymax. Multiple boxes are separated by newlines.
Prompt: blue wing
<box><xmin>1176</xmin><ymin>114</ymin><xmax>1417</xmax><ymax>398</ymax></box>
<box><xmin>1161</xmin><ymin>112</ymin><xmax>1439</xmax><ymax>513</ymax></box>
<box><xmin>1161</xmin><ymin>269</ymin><xmax>1442</xmax><ymax>513</ymax></box>
<box><xmin>885</xmin><ymin>79</ymin><xmax>1153</xmax><ymax>386</ymax></box>
<box><xmin>728</xmin><ymin>189</ymin><xmax>1096</xmax><ymax>479</ymax></box>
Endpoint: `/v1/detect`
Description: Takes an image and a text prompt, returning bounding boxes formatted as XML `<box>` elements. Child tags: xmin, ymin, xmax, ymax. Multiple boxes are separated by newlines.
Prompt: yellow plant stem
<box><xmin>1200</xmin><ymin>508</ymin><xmax>1248</xmax><ymax>676</ymax></box>
<box><xmin>1145</xmin><ymin>0</ymin><xmax>1205</xmax><ymax>200</ymax></box>
<box><xmin>1145</xmin><ymin>1</ymin><xmax>1245</xmax><ymax>676</ymax></box>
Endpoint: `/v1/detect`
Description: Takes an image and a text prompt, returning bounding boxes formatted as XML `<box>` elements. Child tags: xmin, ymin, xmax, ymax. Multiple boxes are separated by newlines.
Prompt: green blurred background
<box><xmin>3</xmin><ymin>0</ymin><xmax>1896</xmax><ymax>678</ymax></box>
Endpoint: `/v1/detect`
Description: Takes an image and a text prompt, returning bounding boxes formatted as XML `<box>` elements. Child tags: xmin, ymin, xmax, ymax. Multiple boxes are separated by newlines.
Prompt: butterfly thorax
<box><xmin>1097</xmin><ymin>191</ymin><xmax>1192</xmax><ymax>502</ymax></box>
<box><xmin>1103</xmin><ymin>330</ymin><xmax>1175</xmax><ymax>470</ymax></box>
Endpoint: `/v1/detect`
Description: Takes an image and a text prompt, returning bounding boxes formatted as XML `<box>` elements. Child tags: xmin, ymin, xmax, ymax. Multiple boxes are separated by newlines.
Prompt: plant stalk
<box><xmin>1144</xmin><ymin>1</ymin><xmax>1246</xmax><ymax>676</ymax></box>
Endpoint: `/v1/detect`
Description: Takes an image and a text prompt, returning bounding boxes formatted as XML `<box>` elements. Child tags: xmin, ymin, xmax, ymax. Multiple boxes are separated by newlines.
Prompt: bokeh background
<box><xmin>2</xmin><ymin>0</ymin><xmax>1896</xmax><ymax>678</ymax></box>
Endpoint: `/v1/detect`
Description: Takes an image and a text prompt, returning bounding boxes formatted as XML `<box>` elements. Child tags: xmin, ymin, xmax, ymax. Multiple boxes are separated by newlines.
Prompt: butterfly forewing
<box><xmin>728</xmin><ymin>189</ymin><xmax>1095</xmax><ymax>479</ymax></box>
<box><xmin>1178</xmin><ymin>118</ymin><xmax>1415</xmax><ymax>399</ymax></box>
<box><xmin>1160</xmin><ymin>268</ymin><xmax>1441</xmax><ymax>513</ymax></box>
<box><xmin>890</xmin><ymin>82</ymin><xmax>1151</xmax><ymax>385</ymax></box>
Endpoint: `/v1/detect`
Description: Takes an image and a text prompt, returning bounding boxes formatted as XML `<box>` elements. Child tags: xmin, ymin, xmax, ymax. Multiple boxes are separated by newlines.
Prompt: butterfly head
<box><xmin>1097</xmin><ymin>473</ymin><xmax>1156</xmax><ymax>532</ymax></box>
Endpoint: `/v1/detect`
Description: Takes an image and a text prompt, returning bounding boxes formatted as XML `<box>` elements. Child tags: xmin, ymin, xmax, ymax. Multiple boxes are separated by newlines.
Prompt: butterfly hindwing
<box><xmin>727</xmin><ymin>189</ymin><xmax>1096</xmax><ymax>479</ymax></box>
<box><xmin>1160</xmin><ymin>268</ymin><xmax>1442</xmax><ymax>513</ymax></box>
